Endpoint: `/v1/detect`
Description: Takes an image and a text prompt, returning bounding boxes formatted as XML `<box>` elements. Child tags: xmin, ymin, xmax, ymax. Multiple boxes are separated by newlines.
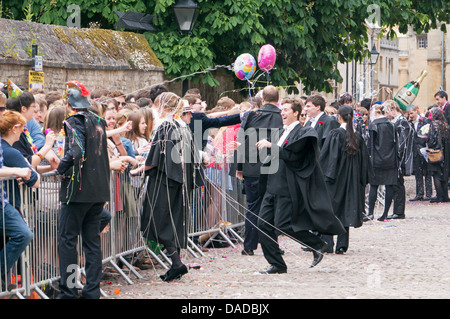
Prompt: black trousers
<box><xmin>414</xmin><ymin>165</ymin><xmax>433</xmax><ymax>198</ymax></box>
<box><xmin>257</xmin><ymin>192</ymin><xmax>325</xmax><ymax>270</ymax></box>
<box><xmin>392</xmin><ymin>175</ymin><xmax>406</xmax><ymax>216</ymax></box>
<box><xmin>58</xmin><ymin>202</ymin><xmax>104</xmax><ymax>299</ymax></box>
<box><xmin>243</xmin><ymin>176</ymin><xmax>262</xmax><ymax>251</ymax></box>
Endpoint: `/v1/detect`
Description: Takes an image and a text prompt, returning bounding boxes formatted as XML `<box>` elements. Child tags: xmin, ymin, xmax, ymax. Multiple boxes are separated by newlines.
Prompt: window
<box><xmin>417</xmin><ymin>35</ymin><xmax>428</xmax><ymax>49</ymax></box>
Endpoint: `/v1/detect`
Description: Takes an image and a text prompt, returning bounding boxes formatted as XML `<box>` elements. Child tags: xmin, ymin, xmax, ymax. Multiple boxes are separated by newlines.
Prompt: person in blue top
<box><xmin>0</xmin><ymin>110</ymin><xmax>38</xmax><ymax>291</ymax></box>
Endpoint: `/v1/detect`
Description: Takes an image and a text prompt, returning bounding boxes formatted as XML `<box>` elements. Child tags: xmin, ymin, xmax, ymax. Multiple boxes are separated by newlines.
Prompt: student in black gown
<box><xmin>255</xmin><ymin>98</ymin><xmax>345</xmax><ymax>274</ymax></box>
<box><xmin>319</xmin><ymin>105</ymin><xmax>372</xmax><ymax>254</ymax></box>
<box><xmin>365</xmin><ymin>103</ymin><xmax>399</xmax><ymax>221</ymax></box>
<box><xmin>425</xmin><ymin>107</ymin><xmax>449</xmax><ymax>203</ymax></box>
<box><xmin>141</xmin><ymin>93</ymin><xmax>203</xmax><ymax>282</ymax></box>
<box><xmin>303</xmin><ymin>94</ymin><xmax>340</xmax><ymax>149</ymax></box>
<box><xmin>384</xmin><ymin>100</ymin><xmax>414</xmax><ymax>220</ymax></box>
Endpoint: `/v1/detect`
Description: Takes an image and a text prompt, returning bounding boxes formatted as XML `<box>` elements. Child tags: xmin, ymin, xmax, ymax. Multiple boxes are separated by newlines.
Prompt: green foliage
<box><xmin>1</xmin><ymin>0</ymin><xmax>449</xmax><ymax>93</ymax></box>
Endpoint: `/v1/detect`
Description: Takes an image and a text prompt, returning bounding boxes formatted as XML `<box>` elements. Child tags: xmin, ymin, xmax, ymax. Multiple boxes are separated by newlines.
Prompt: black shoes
<box><xmin>421</xmin><ymin>197</ymin><xmax>431</xmax><ymax>201</ymax></box>
<box><xmin>387</xmin><ymin>214</ymin><xmax>405</xmax><ymax>220</ymax></box>
<box><xmin>311</xmin><ymin>243</ymin><xmax>327</xmax><ymax>268</ymax></box>
<box><xmin>335</xmin><ymin>247</ymin><xmax>346</xmax><ymax>254</ymax></box>
<box><xmin>241</xmin><ymin>249</ymin><xmax>254</xmax><ymax>256</ymax></box>
<box><xmin>409</xmin><ymin>196</ymin><xmax>423</xmax><ymax>201</ymax></box>
<box><xmin>259</xmin><ymin>265</ymin><xmax>287</xmax><ymax>274</ymax></box>
<box><xmin>363</xmin><ymin>214</ymin><xmax>373</xmax><ymax>222</ymax></box>
<box><xmin>160</xmin><ymin>264</ymin><xmax>188</xmax><ymax>282</ymax></box>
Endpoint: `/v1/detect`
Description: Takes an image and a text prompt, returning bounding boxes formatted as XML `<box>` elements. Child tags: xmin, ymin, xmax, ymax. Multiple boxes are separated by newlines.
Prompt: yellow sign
<box><xmin>29</xmin><ymin>70</ymin><xmax>44</xmax><ymax>90</ymax></box>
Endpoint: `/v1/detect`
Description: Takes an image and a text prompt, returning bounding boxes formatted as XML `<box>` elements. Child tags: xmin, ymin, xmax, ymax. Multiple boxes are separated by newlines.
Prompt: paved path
<box><xmin>103</xmin><ymin>177</ymin><xmax>450</xmax><ymax>301</ymax></box>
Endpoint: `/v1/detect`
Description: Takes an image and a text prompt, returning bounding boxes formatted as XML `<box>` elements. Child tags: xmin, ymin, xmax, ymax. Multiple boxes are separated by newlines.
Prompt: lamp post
<box><xmin>369</xmin><ymin>43</ymin><xmax>379</xmax><ymax>98</ymax></box>
<box><xmin>173</xmin><ymin>0</ymin><xmax>200</xmax><ymax>95</ymax></box>
<box><xmin>173</xmin><ymin>0</ymin><xmax>200</xmax><ymax>34</ymax></box>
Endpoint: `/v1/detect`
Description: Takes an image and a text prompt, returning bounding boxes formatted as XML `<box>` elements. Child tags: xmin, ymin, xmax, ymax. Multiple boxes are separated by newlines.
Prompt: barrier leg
<box><xmin>145</xmin><ymin>247</ymin><xmax>169</xmax><ymax>270</ymax></box>
<box><xmin>227</xmin><ymin>226</ymin><xmax>244</xmax><ymax>244</ymax></box>
<box><xmin>187</xmin><ymin>237</ymin><xmax>205</xmax><ymax>257</ymax></box>
<box><xmin>118</xmin><ymin>255</ymin><xmax>143</xmax><ymax>279</ymax></box>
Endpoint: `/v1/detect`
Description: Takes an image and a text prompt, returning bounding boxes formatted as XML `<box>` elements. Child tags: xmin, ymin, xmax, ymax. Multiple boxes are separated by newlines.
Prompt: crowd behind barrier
<box><xmin>1</xmin><ymin>80</ymin><xmax>448</xmax><ymax>298</ymax></box>
<box><xmin>0</xmin><ymin>164</ymin><xmax>246</xmax><ymax>299</ymax></box>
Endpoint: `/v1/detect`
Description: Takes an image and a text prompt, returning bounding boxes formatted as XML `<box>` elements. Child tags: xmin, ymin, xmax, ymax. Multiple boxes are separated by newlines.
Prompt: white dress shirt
<box><xmin>277</xmin><ymin>121</ymin><xmax>300</xmax><ymax>146</ymax></box>
<box><xmin>309</xmin><ymin>112</ymin><xmax>324</xmax><ymax>128</ymax></box>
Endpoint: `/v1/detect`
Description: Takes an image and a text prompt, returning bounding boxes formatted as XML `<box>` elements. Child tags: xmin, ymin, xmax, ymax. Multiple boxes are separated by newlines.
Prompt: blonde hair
<box><xmin>0</xmin><ymin>91</ymin><xmax>7</xmax><ymax>106</ymax></box>
<box><xmin>43</xmin><ymin>106</ymin><xmax>66</xmax><ymax>134</ymax></box>
<box><xmin>382</xmin><ymin>99</ymin><xmax>401</xmax><ymax>113</ymax></box>
<box><xmin>155</xmin><ymin>92</ymin><xmax>183</xmax><ymax>116</ymax></box>
<box><xmin>114</xmin><ymin>108</ymin><xmax>131</xmax><ymax>129</ymax></box>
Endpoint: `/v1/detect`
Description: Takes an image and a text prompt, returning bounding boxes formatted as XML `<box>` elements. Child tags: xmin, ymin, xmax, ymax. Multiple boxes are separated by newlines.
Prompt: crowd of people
<box><xmin>0</xmin><ymin>77</ymin><xmax>449</xmax><ymax>298</ymax></box>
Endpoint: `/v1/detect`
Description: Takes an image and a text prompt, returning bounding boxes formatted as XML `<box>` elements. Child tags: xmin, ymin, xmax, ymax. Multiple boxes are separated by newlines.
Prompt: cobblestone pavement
<box><xmin>102</xmin><ymin>177</ymin><xmax>450</xmax><ymax>301</ymax></box>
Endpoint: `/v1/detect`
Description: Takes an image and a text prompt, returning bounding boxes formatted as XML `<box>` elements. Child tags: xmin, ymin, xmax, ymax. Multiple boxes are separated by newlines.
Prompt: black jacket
<box><xmin>189</xmin><ymin>112</ymin><xmax>241</xmax><ymax>150</ymax></box>
<box><xmin>259</xmin><ymin>124</ymin><xmax>345</xmax><ymax>235</ymax></box>
<box><xmin>236</xmin><ymin>103</ymin><xmax>283</xmax><ymax>177</ymax></box>
<box><xmin>57</xmin><ymin>111</ymin><xmax>110</xmax><ymax>204</ymax></box>
<box><xmin>305</xmin><ymin>113</ymin><xmax>340</xmax><ymax>149</ymax></box>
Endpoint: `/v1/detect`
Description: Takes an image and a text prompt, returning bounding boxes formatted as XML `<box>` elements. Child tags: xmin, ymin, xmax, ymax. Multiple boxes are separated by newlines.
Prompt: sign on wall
<box><xmin>29</xmin><ymin>70</ymin><xmax>45</xmax><ymax>90</ymax></box>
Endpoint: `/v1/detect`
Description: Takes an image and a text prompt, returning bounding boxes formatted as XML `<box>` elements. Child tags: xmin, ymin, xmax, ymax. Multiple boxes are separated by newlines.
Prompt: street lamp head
<box><xmin>369</xmin><ymin>44</ymin><xmax>379</xmax><ymax>65</ymax></box>
<box><xmin>173</xmin><ymin>0</ymin><xmax>200</xmax><ymax>33</ymax></box>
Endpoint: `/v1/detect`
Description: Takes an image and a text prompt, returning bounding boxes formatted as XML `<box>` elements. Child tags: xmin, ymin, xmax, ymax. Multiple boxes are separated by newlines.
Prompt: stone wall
<box><xmin>0</xmin><ymin>18</ymin><xmax>246</xmax><ymax>108</ymax></box>
<box><xmin>0</xmin><ymin>18</ymin><xmax>165</xmax><ymax>94</ymax></box>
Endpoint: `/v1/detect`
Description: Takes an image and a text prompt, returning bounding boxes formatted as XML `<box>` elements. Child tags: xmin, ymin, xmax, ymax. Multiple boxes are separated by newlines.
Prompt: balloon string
<box><xmin>248</xmin><ymin>80</ymin><xmax>254</xmax><ymax>107</ymax></box>
<box><xmin>267</xmin><ymin>70</ymin><xmax>270</xmax><ymax>85</ymax></box>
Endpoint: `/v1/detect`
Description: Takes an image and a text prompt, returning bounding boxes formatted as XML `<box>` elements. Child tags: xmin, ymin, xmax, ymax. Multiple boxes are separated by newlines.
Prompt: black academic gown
<box><xmin>319</xmin><ymin>128</ymin><xmax>372</xmax><ymax>228</ymax></box>
<box><xmin>57</xmin><ymin>111</ymin><xmax>110</xmax><ymax>204</ymax></box>
<box><xmin>141</xmin><ymin>120</ymin><xmax>195</xmax><ymax>249</ymax></box>
<box><xmin>306</xmin><ymin>113</ymin><xmax>340</xmax><ymax>149</ymax></box>
<box><xmin>259</xmin><ymin>124</ymin><xmax>345</xmax><ymax>236</ymax></box>
<box><xmin>367</xmin><ymin>117</ymin><xmax>398</xmax><ymax>185</ymax></box>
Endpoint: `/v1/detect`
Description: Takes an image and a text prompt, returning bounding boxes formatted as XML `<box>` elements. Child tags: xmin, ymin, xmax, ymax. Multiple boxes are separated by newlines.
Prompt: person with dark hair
<box><xmin>236</xmin><ymin>85</ymin><xmax>283</xmax><ymax>256</ymax></box>
<box><xmin>425</xmin><ymin>107</ymin><xmax>449</xmax><ymax>202</ymax></box>
<box><xmin>56</xmin><ymin>81</ymin><xmax>110</xmax><ymax>299</ymax></box>
<box><xmin>149</xmin><ymin>84</ymin><xmax>168</xmax><ymax>102</ymax></box>
<box><xmin>361</xmin><ymin>98</ymin><xmax>373</xmax><ymax>111</ymax></box>
<box><xmin>90</xmin><ymin>87</ymin><xmax>109</xmax><ymax>100</ymax></box>
<box><xmin>135</xmin><ymin>97</ymin><xmax>152</xmax><ymax>108</ymax></box>
<box><xmin>185</xmin><ymin>88</ymin><xmax>201</xmax><ymax>97</ymax></box>
<box><xmin>108</xmin><ymin>90</ymin><xmax>127</xmax><ymax>110</ymax></box>
<box><xmin>408</xmin><ymin>105</ymin><xmax>433</xmax><ymax>201</ymax></box>
<box><xmin>255</xmin><ymin>100</ymin><xmax>345</xmax><ymax>273</ymax></box>
<box><xmin>319</xmin><ymin>105</ymin><xmax>372</xmax><ymax>254</ymax></box>
<box><xmin>338</xmin><ymin>92</ymin><xmax>353</xmax><ymax>107</ymax></box>
<box><xmin>304</xmin><ymin>94</ymin><xmax>339</xmax><ymax>149</ymax></box>
<box><xmin>434</xmin><ymin>90</ymin><xmax>449</xmax><ymax>124</ymax></box>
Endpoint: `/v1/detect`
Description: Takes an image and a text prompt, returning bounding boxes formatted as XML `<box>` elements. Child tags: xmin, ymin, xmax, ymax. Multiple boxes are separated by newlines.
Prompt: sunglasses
<box><xmin>300</xmin><ymin>114</ymin><xmax>307</xmax><ymax>117</ymax></box>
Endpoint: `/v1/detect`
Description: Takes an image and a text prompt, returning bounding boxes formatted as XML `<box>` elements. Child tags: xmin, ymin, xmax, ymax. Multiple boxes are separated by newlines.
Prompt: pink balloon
<box><xmin>258</xmin><ymin>44</ymin><xmax>276</xmax><ymax>72</ymax></box>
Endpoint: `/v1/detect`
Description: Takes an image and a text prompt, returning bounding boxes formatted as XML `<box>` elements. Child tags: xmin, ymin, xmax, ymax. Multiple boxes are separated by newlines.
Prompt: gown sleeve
<box><xmin>319</xmin><ymin>129</ymin><xmax>342</xmax><ymax>182</ymax></box>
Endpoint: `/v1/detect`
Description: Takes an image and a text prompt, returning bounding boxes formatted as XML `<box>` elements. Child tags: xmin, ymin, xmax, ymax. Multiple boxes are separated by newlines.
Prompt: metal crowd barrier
<box><xmin>0</xmin><ymin>161</ymin><xmax>246</xmax><ymax>299</ymax></box>
<box><xmin>189</xmin><ymin>163</ymin><xmax>246</xmax><ymax>251</ymax></box>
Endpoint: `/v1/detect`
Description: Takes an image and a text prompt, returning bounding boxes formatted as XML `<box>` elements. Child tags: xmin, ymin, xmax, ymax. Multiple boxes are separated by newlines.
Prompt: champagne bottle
<box><xmin>394</xmin><ymin>70</ymin><xmax>428</xmax><ymax>110</ymax></box>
